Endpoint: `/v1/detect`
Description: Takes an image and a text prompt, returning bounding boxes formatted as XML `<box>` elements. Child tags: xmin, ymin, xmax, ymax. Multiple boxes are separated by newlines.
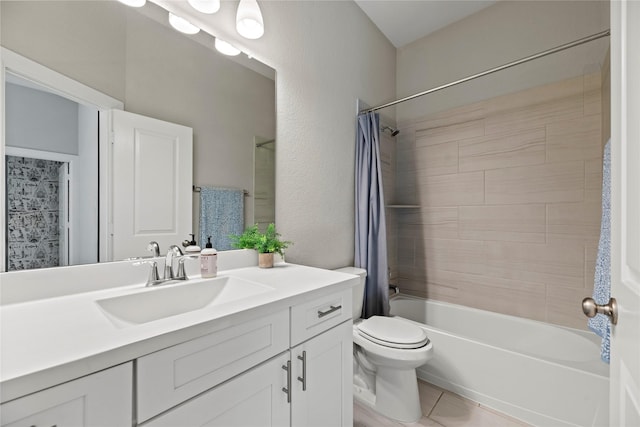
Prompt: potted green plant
<box><xmin>230</xmin><ymin>223</ymin><xmax>291</xmax><ymax>268</ymax></box>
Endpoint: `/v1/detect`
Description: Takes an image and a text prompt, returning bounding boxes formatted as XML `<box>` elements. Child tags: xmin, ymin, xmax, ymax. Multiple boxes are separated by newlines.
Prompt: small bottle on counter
<box><xmin>184</xmin><ymin>234</ymin><xmax>201</xmax><ymax>254</ymax></box>
<box><xmin>200</xmin><ymin>236</ymin><xmax>218</xmax><ymax>278</ymax></box>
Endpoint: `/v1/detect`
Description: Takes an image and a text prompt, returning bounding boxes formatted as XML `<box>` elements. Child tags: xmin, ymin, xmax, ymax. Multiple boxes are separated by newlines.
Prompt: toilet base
<box><xmin>353</xmin><ymin>366</ymin><xmax>422</xmax><ymax>423</ymax></box>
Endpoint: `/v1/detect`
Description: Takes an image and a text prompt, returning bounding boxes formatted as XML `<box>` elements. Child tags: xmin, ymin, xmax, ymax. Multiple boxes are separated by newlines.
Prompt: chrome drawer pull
<box><xmin>317</xmin><ymin>305</ymin><xmax>342</xmax><ymax>318</ymax></box>
<box><xmin>282</xmin><ymin>361</ymin><xmax>291</xmax><ymax>403</ymax></box>
<box><xmin>297</xmin><ymin>351</ymin><xmax>307</xmax><ymax>391</ymax></box>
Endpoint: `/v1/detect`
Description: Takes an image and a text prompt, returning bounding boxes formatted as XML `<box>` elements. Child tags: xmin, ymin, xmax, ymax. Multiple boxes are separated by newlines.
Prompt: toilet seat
<box><xmin>356</xmin><ymin>316</ymin><xmax>429</xmax><ymax>349</ymax></box>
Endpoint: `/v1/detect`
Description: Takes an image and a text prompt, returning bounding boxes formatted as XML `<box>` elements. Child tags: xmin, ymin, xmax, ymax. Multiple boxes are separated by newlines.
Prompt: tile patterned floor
<box><xmin>354</xmin><ymin>380</ymin><xmax>532</xmax><ymax>427</ymax></box>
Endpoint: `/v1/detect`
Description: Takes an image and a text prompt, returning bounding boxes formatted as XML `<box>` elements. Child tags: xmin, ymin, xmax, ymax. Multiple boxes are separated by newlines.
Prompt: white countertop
<box><xmin>0</xmin><ymin>261</ymin><xmax>358</xmax><ymax>403</ymax></box>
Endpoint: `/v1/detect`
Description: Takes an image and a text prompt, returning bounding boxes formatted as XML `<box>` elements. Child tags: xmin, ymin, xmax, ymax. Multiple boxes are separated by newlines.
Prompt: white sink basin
<box><xmin>96</xmin><ymin>276</ymin><xmax>272</xmax><ymax>327</ymax></box>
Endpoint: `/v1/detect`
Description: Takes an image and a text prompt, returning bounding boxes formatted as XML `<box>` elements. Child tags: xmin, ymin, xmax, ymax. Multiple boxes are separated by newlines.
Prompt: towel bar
<box><xmin>193</xmin><ymin>185</ymin><xmax>249</xmax><ymax>196</ymax></box>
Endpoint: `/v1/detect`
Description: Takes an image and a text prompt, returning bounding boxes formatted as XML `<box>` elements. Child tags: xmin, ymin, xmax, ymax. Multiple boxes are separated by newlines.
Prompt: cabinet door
<box><xmin>143</xmin><ymin>353</ymin><xmax>290</xmax><ymax>427</ymax></box>
<box><xmin>291</xmin><ymin>320</ymin><xmax>353</xmax><ymax>427</ymax></box>
<box><xmin>1</xmin><ymin>363</ymin><xmax>132</xmax><ymax>427</ymax></box>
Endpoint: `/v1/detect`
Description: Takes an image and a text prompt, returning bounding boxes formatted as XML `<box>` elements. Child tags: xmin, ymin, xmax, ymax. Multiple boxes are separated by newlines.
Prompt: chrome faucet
<box><xmin>147</xmin><ymin>241</ymin><xmax>160</xmax><ymax>257</ymax></box>
<box><xmin>164</xmin><ymin>245</ymin><xmax>184</xmax><ymax>280</ymax></box>
<box><xmin>137</xmin><ymin>245</ymin><xmax>199</xmax><ymax>287</ymax></box>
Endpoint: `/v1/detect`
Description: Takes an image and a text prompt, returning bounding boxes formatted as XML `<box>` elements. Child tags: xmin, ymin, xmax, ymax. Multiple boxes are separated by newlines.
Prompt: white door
<box><xmin>57</xmin><ymin>162</ymin><xmax>69</xmax><ymax>266</ymax></box>
<box><xmin>610</xmin><ymin>1</ymin><xmax>640</xmax><ymax>425</ymax></box>
<box><xmin>291</xmin><ymin>321</ymin><xmax>353</xmax><ymax>427</ymax></box>
<box><xmin>111</xmin><ymin>110</ymin><xmax>193</xmax><ymax>261</ymax></box>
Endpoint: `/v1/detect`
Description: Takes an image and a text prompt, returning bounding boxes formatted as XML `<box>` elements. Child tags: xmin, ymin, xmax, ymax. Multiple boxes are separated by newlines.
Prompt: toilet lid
<box><xmin>357</xmin><ymin>316</ymin><xmax>429</xmax><ymax>349</ymax></box>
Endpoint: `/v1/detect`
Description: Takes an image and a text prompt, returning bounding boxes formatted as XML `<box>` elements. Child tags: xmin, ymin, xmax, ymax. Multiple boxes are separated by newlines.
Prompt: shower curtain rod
<box><xmin>360</xmin><ymin>29</ymin><xmax>610</xmax><ymax>114</ymax></box>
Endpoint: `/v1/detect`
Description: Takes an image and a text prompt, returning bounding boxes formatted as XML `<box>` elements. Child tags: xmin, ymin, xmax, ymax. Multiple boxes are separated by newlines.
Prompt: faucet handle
<box><xmin>176</xmin><ymin>255</ymin><xmax>199</xmax><ymax>280</ymax></box>
<box><xmin>134</xmin><ymin>260</ymin><xmax>161</xmax><ymax>286</ymax></box>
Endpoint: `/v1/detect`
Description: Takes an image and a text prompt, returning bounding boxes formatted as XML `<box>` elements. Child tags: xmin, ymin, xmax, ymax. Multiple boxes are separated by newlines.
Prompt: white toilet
<box><xmin>335</xmin><ymin>267</ymin><xmax>433</xmax><ymax>423</ymax></box>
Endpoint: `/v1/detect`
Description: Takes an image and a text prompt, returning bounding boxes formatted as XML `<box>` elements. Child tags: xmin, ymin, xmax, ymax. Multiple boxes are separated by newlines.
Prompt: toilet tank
<box><xmin>333</xmin><ymin>267</ymin><xmax>367</xmax><ymax>320</ymax></box>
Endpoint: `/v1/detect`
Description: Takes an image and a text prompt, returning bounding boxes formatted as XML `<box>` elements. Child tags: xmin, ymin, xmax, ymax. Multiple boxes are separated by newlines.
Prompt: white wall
<box><xmin>396</xmin><ymin>0</ymin><xmax>610</xmax><ymax>122</ymax></box>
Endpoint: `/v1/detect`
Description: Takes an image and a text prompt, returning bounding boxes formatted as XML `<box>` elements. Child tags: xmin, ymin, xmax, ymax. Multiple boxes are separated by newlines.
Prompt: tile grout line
<box><xmin>425</xmin><ymin>390</ymin><xmax>445</xmax><ymax>419</ymax></box>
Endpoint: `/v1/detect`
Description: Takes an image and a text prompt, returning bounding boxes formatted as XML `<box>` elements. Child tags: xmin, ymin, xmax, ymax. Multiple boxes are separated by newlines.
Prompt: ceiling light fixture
<box><xmin>236</xmin><ymin>0</ymin><xmax>264</xmax><ymax>40</ymax></box>
<box><xmin>168</xmin><ymin>12</ymin><xmax>200</xmax><ymax>35</ymax></box>
<box><xmin>117</xmin><ymin>0</ymin><xmax>146</xmax><ymax>7</ymax></box>
<box><xmin>187</xmin><ymin>0</ymin><xmax>220</xmax><ymax>14</ymax></box>
<box><xmin>215</xmin><ymin>39</ymin><xmax>241</xmax><ymax>56</ymax></box>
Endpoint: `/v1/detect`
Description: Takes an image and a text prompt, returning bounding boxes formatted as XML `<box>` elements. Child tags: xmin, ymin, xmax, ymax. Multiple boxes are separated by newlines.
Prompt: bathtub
<box><xmin>389</xmin><ymin>295</ymin><xmax>609</xmax><ymax>427</ymax></box>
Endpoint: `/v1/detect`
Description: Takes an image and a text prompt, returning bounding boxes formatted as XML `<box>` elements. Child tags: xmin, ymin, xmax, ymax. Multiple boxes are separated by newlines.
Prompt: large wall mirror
<box><xmin>1</xmin><ymin>0</ymin><xmax>276</xmax><ymax>271</ymax></box>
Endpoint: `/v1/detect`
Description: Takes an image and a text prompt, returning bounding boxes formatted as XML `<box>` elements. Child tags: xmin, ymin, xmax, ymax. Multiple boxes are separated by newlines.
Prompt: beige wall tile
<box><xmin>484</xmin><ymin>74</ymin><xmax>584</xmax><ymax>116</ymax></box>
<box><xmin>426</xmin><ymin>269</ymin><xmax>547</xmax><ymax>321</ymax></box>
<box><xmin>546</xmin><ymin>114</ymin><xmax>602</xmax><ymax>163</ymax></box>
<box><xmin>417</xmin><ymin>238</ymin><xmax>486</xmax><ymax>276</ymax></box>
<box><xmin>459</xmin><ymin>127</ymin><xmax>546</xmax><ymax>172</ymax></box>
<box><xmin>398</xmin><ymin>207</ymin><xmax>459</xmax><ymax>239</ymax></box>
<box><xmin>415</xmin><ymin>141</ymin><xmax>459</xmax><ymax>177</ymax></box>
<box><xmin>418</xmin><ymin>171</ymin><xmax>485</xmax><ymax>206</ymax></box>
<box><xmin>547</xmin><ymin>202</ymin><xmax>601</xmax><ymax>243</ymax></box>
<box><xmin>414</xmin><ymin>103</ymin><xmax>485</xmax><ymax>131</ymax></box>
<box><xmin>585</xmin><ymin>244</ymin><xmax>598</xmax><ymax>290</ymax></box>
<box><xmin>584</xmin><ymin>72</ymin><xmax>602</xmax><ymax>116</ymax></box>
<box><xmin>459</xmin><ymin>204</ymin><xmax>546</xmax><ymax>243</ymax></box>
<box><xmin>485</xmin><ymin>241</ymin><xmax>584</xmax><ymax>288</ymax></box>
<box><xmin>585</xmin><ymin>158</ymin><xmax>603</xmax><ymax>202</ymax></box>
<box><xmin>485</xmin><ymin>161</ymin><xmax>584</xmax><ymax>205</ymax></box>
<box><xmin>484</xmin><ymin>95</ymin><xmax>583</xmax><ymax>135</ymax></box>
<box><xmin>546</xmin><ymin>285</ymin><xmax>591</xmax><ymax>330</ymax></box>
<box><xmin>394</xmin><ymin>72</ymin><xmax>602</xmax><ymax>330</ymax></box>
<box><xmin>416</xmin><ymin>119</ymin><xmax>485</xmax><ymax>147</ymax></box>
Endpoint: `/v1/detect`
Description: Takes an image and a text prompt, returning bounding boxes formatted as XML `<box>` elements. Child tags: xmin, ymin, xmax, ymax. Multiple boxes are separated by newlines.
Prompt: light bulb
<box><xmin>117</xmin><ymin>0</ymin><xmax>146</xmax><ymax>7</ymax></box>
<box><xmin>215</xmin><ymin>39</ymin><xmax>241</xmax><ymax>56</ymax></box>
<box><xmin>236</xmin><ymin>0</ymin><xmax>264</xmax><ymax>40</ymax></box>
<box><xmin>168</xmin><ymin>12</ymin><xmax>200</xmax><ymax>35</ymax></box>
<box><xmin>187</xmin><ymin>0</ymin><xmax>220</xmax><ymax>14</ymax></box>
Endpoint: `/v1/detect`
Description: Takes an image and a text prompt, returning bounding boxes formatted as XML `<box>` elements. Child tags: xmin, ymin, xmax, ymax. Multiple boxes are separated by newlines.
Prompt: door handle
<box><xmin>582</xmin><ymin>297</ymin><xmax>618</xmax><ymax>325</ymax></box>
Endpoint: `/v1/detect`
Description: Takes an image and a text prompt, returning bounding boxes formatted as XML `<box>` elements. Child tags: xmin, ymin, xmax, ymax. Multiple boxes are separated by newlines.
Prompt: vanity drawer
<box><xmin>0</xmin><ymin>363</ymin><xmax>132</xmax><ymax>427</ymax></box>
<box><xmin>290</xmin><ymin>288</ymin><xmax>352</xmax><ymax>346</ymax></box>
<box><xmin>137</xmin><ymin>309</ymin><xmax>289</xmax><ymax>422</ymax></box>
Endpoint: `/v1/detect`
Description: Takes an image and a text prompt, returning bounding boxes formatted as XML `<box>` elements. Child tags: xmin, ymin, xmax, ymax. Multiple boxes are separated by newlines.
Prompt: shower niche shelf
<box><xmin>386</xmin><ymin>204</ymin><xmax>420</xmax><ymax>209</ymax></box>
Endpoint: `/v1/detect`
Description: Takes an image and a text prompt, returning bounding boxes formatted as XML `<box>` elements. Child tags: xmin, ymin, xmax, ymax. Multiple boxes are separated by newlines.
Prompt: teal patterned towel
<box><xmin>199</xmin><ymin>187</ymin><xmax>244</xmax><ymax>251</ymax></box>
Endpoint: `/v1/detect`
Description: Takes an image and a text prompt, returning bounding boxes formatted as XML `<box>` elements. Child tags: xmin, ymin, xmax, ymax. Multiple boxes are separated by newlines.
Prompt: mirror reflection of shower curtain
<box><xmin>58</xmin><ymin>162</ymin><xmax>69</xmax><ymax>266</ymax></box>
<box><xmin>254</xmin><ymin>138</ymin><xmax>276</xmax><ymax>230</ymax></box>
<box><xmin>5</xmin><ymin>156</ymin><xmax>69</xmax><ymax>270</ymax></box>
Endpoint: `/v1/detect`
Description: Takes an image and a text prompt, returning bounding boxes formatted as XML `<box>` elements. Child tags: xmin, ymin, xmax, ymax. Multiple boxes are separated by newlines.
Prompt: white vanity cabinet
<box><xmin>289</xmin><ymin>288</ymin><xmax>353</xmax><ymax>427</ymax></box>
<box><xmin>142</xmin><ymin>352</ymin><xmax>291</xmax><ymax>427</ymax></box>
<box><xmin>0</xmin><ymin>363</ymin><xmax>132</xmax><ymax>427</ymax></box>
<box><xmin>290</xmin><ymin>321</ymin><xmax>353</xmax><ymax>427</ymax></box>
<box><xmin>138</xmin><ymin>287</ymin><xmax>353</xmax><ymax>427</ymax></box>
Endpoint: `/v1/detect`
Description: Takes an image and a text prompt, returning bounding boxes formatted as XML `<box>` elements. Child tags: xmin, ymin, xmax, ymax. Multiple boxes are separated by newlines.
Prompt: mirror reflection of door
<box><xmin>4</xmin><ymin>74</ymin><xmax>99</xmax><ymax>270</ymax></box>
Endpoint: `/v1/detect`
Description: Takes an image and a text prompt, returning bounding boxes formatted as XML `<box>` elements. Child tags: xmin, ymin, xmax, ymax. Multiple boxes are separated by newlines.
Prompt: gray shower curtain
<box><xmin>355</xmin><ymin>112</ymin><xmax>390</xmax><ymax>318</ymax></box>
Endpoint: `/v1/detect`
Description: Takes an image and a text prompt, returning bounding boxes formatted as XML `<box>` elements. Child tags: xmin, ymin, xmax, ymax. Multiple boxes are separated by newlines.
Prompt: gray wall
<box><xmin>6</xmin><ymin>83</ymin><xmax>79</xmax><ymax>155</ymax></box>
